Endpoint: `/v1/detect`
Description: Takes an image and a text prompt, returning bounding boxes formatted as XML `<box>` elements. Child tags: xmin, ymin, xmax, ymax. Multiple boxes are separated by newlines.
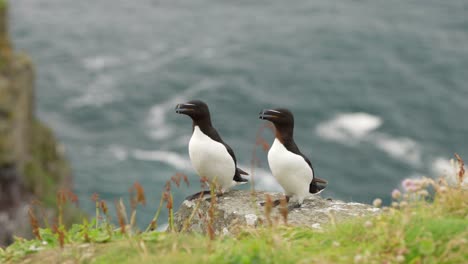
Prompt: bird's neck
<box><xmin>192</xmin><ymin>117</ymin><xmax>213</xmax><ymax>133</ymax></box>
<box><xmin>274</xmin><ymin>125</ymin><xmax>294</xmax><ymax>146</ymax></box>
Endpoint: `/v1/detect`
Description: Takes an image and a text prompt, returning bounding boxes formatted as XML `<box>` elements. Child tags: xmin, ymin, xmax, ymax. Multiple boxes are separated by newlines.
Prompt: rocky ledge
<box><xmin>174</xmin><ymin>190</ymin><xmax>380</xmax><ymax>235</ymax></box>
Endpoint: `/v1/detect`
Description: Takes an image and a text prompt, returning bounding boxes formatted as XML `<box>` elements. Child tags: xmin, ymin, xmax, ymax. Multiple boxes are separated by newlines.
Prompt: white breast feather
<box><xmin>268</xmin><ymin>139</ymin><xmax>313</xmax><ymax>202</ymax></box>
<box><xmin>188</xmin><ymin>126</ymin><xmax>236</xmax><ymax>189</ymax></box>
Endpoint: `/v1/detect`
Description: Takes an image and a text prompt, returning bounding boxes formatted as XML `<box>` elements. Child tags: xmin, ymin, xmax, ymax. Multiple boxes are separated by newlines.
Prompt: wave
<box><xmin>372</xmin><ymin>133</ymin><xmax>421</xmax><ymax>166</ymax></box>
<box><xmin>316</xmin><ymin>112</ymin><xmax>382</xmax><ymax>144</ymax></box>
<box><xmin>82</xmin><ymin>49</ymin><xmax>155</xmax><ymax>72</ymax></box>
<box><xmin>316</xmin><ymin>112</ymin><xmax>421</xmax><ymax>166</ymax></box>
<box><xmin>107</xmin><ymin>145</ymin><xmax>129</xmax><ymax>161</ymax></box>
<box><xmin>67</xmin><ymin>75</ymin><xmax>121</xmax><ymax>108</ymax></box>
<box><xmin>106</xmin><ymin>144</ymin><xmax>191</xmax><ymax>170</ymax></box>
<box><xmin>432</xmin><ymin>157</ymin><xmax>456</xmax><ymax>176</ymax></box>
<box><xmin>132</xmin><ymin>149</ymin><xmax>192</xmax><ymax>171</ymax></box>
<box><xmin>82</xmin><ymin>55</ymin><xmax>122</xmax><ymax>71</ymax></box>
<box><xmin>432</xmin><ymin>157</ymin><xmax>467</xmax><ymax>187</ymax></box>
<box><xmin>131</xmin><ymin>47</ymin><xmax>192</xmax><ymax>75</ymax></box>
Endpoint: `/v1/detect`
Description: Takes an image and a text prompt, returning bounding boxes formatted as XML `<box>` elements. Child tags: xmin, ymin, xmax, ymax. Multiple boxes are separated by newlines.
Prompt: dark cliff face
<box><xmin>0</xmin><ymin>1</ymin><xmax>73</xmax><ymax>247</ymax></box>
<box><xmin>0</xmin><ymin>164</ymin><xmax>24</xmax><ymax>246</ymax></box>
<box><xmin>0</xmin><ymin>163</ymin><xmax>22</xmax><ymax>211</ymax></box>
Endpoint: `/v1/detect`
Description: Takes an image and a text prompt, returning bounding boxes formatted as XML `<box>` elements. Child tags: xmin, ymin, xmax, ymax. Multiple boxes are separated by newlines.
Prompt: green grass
<box><xmin>1</xmin><ymin>177</ymin><xmax>466</xmax><ymax>264</ymax></box>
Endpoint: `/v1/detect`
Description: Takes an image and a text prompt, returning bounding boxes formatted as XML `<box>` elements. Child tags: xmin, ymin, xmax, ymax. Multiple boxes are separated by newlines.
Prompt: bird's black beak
<box><xmin>259</xmin><ymin>109</ymin><xmax>279</xmax><ymax>120</ymax></box>
<box><xmin>175</xmin><ymin>103</ymin><xmax>194</xmax><ymax>114</ymax></box>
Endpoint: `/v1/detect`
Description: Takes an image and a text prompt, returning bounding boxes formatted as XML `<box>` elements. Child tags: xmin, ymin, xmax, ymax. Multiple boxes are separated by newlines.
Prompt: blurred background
<box><xmin>10</xmin><ymin>0</ymin><xmax>468</xmax><ymax>228</ymax></box>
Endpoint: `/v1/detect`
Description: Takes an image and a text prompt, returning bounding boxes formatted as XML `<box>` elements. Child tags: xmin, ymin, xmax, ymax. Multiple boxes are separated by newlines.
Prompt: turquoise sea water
<box><xmin>10</xmin><ymin>0</ymin><xmax>468</xmax><ymax>228</ymax></box>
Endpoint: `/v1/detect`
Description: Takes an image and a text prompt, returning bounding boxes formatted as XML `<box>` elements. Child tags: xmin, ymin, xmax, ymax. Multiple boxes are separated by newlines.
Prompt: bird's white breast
<box><xmin>267</xmin><ymin>139</ymin><xmax>313</xmax><ymax>198</ymax></box>
<box><xmin>188</xmin><ymin>126</ymin><xmax>235</xmax><ymax>188</ymax></box>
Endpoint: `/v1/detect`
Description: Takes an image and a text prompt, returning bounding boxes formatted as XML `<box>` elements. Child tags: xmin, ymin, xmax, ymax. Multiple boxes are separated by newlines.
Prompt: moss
<box><xmin>20</xmin><ymin>120</ymin><xmax>82</xmax><ymax>226</ymax></box>
<box><xmin>0</xmin><ymin>0</ymin><xmax>7</xmax><ymax>8</ymax></box>
<box><xmin>0</xmin><ymin>78</ymin><xmax>14</xmax><ymax>163</ymax></box>
<box><xmin>0</xmin><ymin>0</ymin><xmax>11</xmax><ymax>70</ymax></box>
<box><xmin>23</xmin><ymin>121</ymin><xmax>72</xmax><ymax>206</ymax></box>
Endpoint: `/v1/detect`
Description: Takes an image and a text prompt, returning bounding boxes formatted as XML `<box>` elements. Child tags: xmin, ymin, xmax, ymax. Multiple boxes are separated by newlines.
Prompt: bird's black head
<box><xmin>259</xmin><ymin>108</ymin><xmax>295</xmax><ymax>142</ymax></box>
<box><xmin>259</xmin><ymin>108</ymin><xmax>294</xmax><ymax>128</ymax></box>
<box><xmin>175</xmin><ymin>100</ymin><xmax>211</xmax><ymax>121</ymax></box>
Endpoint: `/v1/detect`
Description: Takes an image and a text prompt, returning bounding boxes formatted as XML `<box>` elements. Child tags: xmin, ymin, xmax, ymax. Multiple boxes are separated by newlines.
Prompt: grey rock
<box><xmin>0</xmin><ymin>203</ymin><xmax>31</xmax><ymax>247</ymax></box>
<box><xmin>174</xmin><ymin>190</ymin><xmax>380</xmax><ymax>234</ymax></box>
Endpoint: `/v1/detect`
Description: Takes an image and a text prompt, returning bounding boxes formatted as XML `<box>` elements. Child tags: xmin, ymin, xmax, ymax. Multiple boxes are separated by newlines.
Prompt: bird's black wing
<box><xmin>283</xmin><ymin>139</ymin><xmax>326</xmax><ymax>193</ymax></box>
<box><xmin>302</xmin><ymin>155</ymin><xmax>327</xmax><ymax>193</ymax></box>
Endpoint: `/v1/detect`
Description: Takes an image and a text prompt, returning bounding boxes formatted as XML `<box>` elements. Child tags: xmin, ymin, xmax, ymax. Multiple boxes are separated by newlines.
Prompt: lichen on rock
<box><xmin>174</xmin><ymin>190</ymin><xmax>380</xmax><ymax>235</ymax></box>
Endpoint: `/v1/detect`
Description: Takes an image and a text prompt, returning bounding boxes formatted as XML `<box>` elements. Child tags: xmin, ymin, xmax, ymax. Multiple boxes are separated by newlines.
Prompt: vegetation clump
<box><xmin>1</xmin><ymin>155</ymin><xmax>466</xmax><ymax>264</ymax></box>
<box><xmin>0</xmin><ymin>0</ymin><xmax>7</xmax><ymax>9</ymax></box>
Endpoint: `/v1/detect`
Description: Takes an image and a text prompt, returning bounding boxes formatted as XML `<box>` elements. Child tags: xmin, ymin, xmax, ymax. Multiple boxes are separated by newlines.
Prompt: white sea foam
<box><xmin>132</xmin><ymin>149</ymin><xmax>192</xmax><ymax>171</ymax></box>
<box><xmin>145</xmin><ymin>78</ymin><xmax>223</xmax><ymax>140</ymax></box>
<box><xmin>67</xmin><ymin>75</ymin><xmax>121</xmax><ymax>108</ymax></box>
<box><xmin>316</xmin><ymin>112</ymin><xmax>421</xmax><ymax>166</ymax></box>
<box><xmin>82</xmin><ymin>56</ymin><xmax>122</xmax><ymax>71</ymax></box>
<box><xmin>146</xmin><ymin>106</ymin><xmax>173</xmax><ymax>140</ymax></box>
<box><xmin>432</xmin><ymin>157</ymin><xmax>467</xmax><ymax>187</ymax></box>
<box><xmin>316</xmin><ymin>112</ymin><xmax>382</xmax><ymax>144</ymax></box>
<box><xmin>432</xmin><ymin>157</ymin><xmax>457</xmax><ymax>176</ymax></box>
<box><xmin>108</xmin><ymin>145</ymin><xmax>128</xmax><ymax>161</ymax></box>
<box><xmin>372</xmin><ymin>134</ymin><xmax>422</xmax><ymax>166</ymax></box>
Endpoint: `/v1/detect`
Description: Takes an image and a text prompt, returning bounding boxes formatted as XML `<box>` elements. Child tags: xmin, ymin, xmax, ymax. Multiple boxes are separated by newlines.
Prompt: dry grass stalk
<box><xmin>56</xmin><ymin>188</ymin><xmax>78</xmax><ymax>227</ymax></box>
<box><xmin>133</xmin><ymin>182</ymin><xmax>146</xmax><ymax>206</ymax></box>
<box><xmin>100</xmin><ymin>200</ymin><xmax>108</xmax><ymax>215</ymax></box>
<box><xmin>145</xmin><ymin>172</ymin><xmax>187</xmax><ymax>232</ymax></box>
<box><xmin>83</xmin><ymin>218</ymin><xmax>90</xmax><ymax>242</ymax></box>
<box><xmin>162</xmin><ymin>179</ymin><xmax>175</xmax><ymax>232</ymax></box>
<box><xmin>454</xmin><ymin>153</ymin><xmax>465</xmax><ymax>184</ymax></box>
<box><xmin>264</xmin><ymin>194</ymin><xmax>273</xmax><ymax>226</ymax></box>
<box><xmin>207</xmin><ymin>183</ymin><xmax>217</xmax><ymax>240</ymax></box>
<box><xmin>128</xmin><ymin>182</ymin><xmax>147</xmax><ymax>230</ymax></box>
<box><xmin>145</xmin><ymin>193</ymin><xmax>165</xmax><ymax>232</ymax></box>
<box><xmin>181</xmin><ymin>177</ymin><xmax>211</xmax><ymax>232</ymax></box>
<box><xmin>250</xmin><ymin>123</ymin><xmax>275</xmax><ymax>193</ymax></box>
<box><xmin>92</xmin><ymin>193</ymin><xmax>100</xmax><ymax>228</ymax></box>
<box><xmin>279</xmin><ymin>195</ymin><xmax>289</xmax><ymax>225</ymax></box>
<box><xmin>28</xmin><ymin>207</ymin><xmax>41</xmax><ymax>240</ymax></box>
<box><xmin>52</xmin><ymin>224</ymin><xmax>65</xmax><ymax>248</ymax></box>
<box><xmin>115</xmin><ymin>199</ymin><xmax>128</xmax><ymax>234</ymax></box>
<box><xmin>30</xmin><ymin>199</ymin><xmax>50</xmax><ymax>229</ymax></box>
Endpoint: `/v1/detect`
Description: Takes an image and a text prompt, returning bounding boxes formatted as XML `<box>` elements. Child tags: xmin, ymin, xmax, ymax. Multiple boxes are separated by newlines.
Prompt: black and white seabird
<box><xmin>259</xmin><ymin>108</ymin><xmax>327</xmax><ymax>207</ymax></box>
<box><xmin>175</xmin><ymin>100</ymin><xmax>248</xmax><ymax>200</ymax></box>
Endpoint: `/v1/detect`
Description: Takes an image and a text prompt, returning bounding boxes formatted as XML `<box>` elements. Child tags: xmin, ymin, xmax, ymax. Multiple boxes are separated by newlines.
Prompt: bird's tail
<box><xmin>233</xmin><ymin>167</ymin><xmax>249</xmax><ymax>184</ymax></box>
<box><xmin>310</xmin><ymin>177</ymin><xmax>327</xmax><ymax>194</ymax></box>
<box><xmin>237</xmin><ymin>168</ymin><xmax>249</xmax><ymax>176</ymax></box>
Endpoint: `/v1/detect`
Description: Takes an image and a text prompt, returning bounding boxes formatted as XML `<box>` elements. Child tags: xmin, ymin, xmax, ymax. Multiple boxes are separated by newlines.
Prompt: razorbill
<box><xmin>175</xmin><ymin>100</ymin><xmax>248</xmax><ymax>200</ymax></box>
<box><xmin>259</xmin><ymin>108</ymin><xmax>327</xmax><ymax>207</ymax></box>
